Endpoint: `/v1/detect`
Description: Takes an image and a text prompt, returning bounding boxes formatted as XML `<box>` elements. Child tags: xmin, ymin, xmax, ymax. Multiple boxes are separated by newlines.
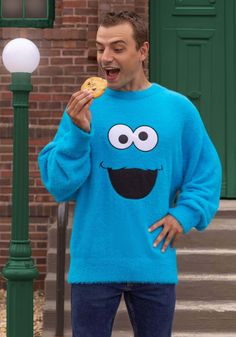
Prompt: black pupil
<box><xmin>139</xmin><ymin>131</ymin><xmax>148</xmax><ymax>141</ymax></box>
<box><xmin>119</xmin><ymin>134</ymin><xmax>129</xmax><ymax>144</ymax></box>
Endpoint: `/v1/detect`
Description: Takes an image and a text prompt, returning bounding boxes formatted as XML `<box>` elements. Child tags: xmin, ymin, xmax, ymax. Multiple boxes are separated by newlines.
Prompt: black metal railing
<box><xmin>56</xmin><ymin>201</ymin><xmax>69</xmax><ymax>337</ymax></box>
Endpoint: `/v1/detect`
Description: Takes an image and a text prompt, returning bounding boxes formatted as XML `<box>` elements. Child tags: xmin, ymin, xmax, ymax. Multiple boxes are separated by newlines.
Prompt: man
<box><xmin>38</xmin><ymin>11</ymin><xmax>222</xmax><ymax>337</ymax></box>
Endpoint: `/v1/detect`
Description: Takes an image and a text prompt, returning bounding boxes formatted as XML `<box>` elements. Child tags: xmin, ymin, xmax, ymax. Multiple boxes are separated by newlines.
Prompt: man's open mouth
<box><xmin>100</xmin><ymin>162</ymin><xmax>159</xmax><ymax>199</ymax></box>
<box><xmin>103</xmin><ymin>68</ymin><xmax>120</xmax><ymax>81</ymax></box>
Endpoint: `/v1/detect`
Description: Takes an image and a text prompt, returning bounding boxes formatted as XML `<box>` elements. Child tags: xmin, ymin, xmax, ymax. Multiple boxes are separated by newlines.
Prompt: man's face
<box><xmin>96</xmin><ymin>23</ymin><xmax>148</xmax><ymax>91</ymax></box>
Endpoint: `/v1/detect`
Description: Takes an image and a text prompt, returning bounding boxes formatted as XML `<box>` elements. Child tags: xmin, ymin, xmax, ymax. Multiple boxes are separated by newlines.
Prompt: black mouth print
<box><xmin>100</xmin><ymin>162</ymin><xmax>162</xmax><ymax>199</ymax></box>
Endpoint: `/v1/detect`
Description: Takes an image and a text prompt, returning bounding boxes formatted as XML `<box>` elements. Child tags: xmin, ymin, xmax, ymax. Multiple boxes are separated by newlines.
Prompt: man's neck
<box><xmin>119</xmin><ymin>74</ymin><xmax>151</xmax><ymax>92</ymax></box>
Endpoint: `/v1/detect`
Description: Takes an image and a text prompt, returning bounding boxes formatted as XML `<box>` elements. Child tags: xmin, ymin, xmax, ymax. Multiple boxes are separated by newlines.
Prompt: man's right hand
<box><xmin>66</xmin><ymin>90</ymin><xmax>94</xmax><ymax>133</ymax></box>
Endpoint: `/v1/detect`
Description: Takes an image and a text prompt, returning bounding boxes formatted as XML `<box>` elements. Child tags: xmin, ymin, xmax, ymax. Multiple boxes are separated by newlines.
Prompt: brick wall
<box><xmin>0</xmin><ymin>0</ymin><xmax>148</xmax><ymax>290</ymax></box>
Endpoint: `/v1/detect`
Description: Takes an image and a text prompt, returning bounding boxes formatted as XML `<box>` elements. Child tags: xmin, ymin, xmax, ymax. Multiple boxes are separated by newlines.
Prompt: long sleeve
<box><xmin>168</xmin><ymin>100</ymin><xmax>222</xmax><ymax>234</ymax></box>
<box><xmin>38</xmin><ymin>111</ymin><xmax>92</xmax><ymax>202</ymax></box>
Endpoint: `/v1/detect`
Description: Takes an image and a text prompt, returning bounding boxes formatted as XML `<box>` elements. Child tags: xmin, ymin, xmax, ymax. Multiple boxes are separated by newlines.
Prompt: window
<box><xmin>0</xmin><ymin>0</ymin><xmax>55</xmax><ymax>28</ymax></box>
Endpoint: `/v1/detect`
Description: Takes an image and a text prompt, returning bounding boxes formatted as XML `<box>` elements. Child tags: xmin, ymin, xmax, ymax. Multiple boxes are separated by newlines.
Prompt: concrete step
<box><xmin>46</xmin><ymin>247</ymin><xmax>236</xmax><ymax>274</ymax></box>
<box><xmin>176</xmin><ymin>273</ymin><xmax>236</xmax><ymax>300</ymax></box>
<box><xmin>44</xmin><ymin>273</ymin><xmax>70</xmax><ymax>301</ymax></box>
<box><xmin>46</xmin><ymin>330</ymin><xmax>227</xmax><ymax>337</ymax></box>
<box><xmin>42</xmin><ymin>328</ymin><xmax>134</xmax><ymax>337</ymax></box>
<box><xmin>176</xmin><ymin>218</ymin><xmax>236</xmax><ymax>249</ymax></box>
<box><xmin>43</xmin><ymin>298</ymin><xmax>236</xmax><ymax>332</ymax></box>
<box><xmin>217</xmin><ymin>200</ymin><xmax>236</xmax><ymax>217</ymax></box>
<box><xmin>42</xmin><ymin>330</ymin><xmax>135</xmax><ymax>337</ymax></box>
<box><xmin>44</xmin><ymin>272</ymin><xmax>236</xmax><ymax>301</ymax></box>
<box><xmin>177</xmin><ymin>249</ymin><xmax>236</xmax><ymax>274</ymax></box>
<box><xmin>173</xmin><ymin>301</ymin><xmax>236</xmax><ymax>332</ymax></box>
<box><xmin>47</xmin><ymin>248</ymin><xmax>70</xmax><ymax>274</ymax></box>
<box><xmin>42</xmin><ymin>329</ymin><xmax>134</xmax><ymax>337</ymax></box>
<box><xmin>43</xmin><ymin>300</ymin><xmax>71</xmax><ymax>331</ymax></box>
<box><xmin>172</xmin><ymin>335</ymin><xmax>236</xmax><ymax>337</ymax></box>
<box><xmin>48</xmin><ymin>223</ymin><xmax>72</xmax><ymax>250</ymax></box>
<box><xmin>113</xmin><ymin>300</ymin><xmax>236</xmax><ymax>332</ymax></box>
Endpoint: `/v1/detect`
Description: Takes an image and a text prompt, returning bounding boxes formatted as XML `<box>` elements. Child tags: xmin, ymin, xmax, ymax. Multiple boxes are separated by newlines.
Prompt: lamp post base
<box><xmin>5</xmin><ymin>281</ymin><xmax>35</xmax><ymax>337</ymax></box>
<box><xmin>3</xmin><ymin>241</ymin><xmax>39</xmax><ymax>337</ymax></box>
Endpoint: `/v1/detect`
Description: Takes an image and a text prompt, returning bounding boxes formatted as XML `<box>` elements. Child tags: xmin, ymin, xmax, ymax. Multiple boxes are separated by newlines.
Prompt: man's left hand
<box><xmin>148</xmin><ymin>215</ymin><xmax>183</xmax><ymax>253</ymax></box>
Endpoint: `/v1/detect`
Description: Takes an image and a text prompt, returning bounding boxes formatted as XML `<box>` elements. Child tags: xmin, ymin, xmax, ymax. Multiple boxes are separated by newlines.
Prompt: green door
<box><xmin>149</xmin><ymin>0</ymin><xmax>236</xmax><ymax>198</ymax></box>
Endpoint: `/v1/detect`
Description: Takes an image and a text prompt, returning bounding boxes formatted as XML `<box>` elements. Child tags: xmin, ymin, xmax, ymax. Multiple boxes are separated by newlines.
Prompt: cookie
<box><xmin>81</xmin><ymin>77</ymin><xmax>107</xmax><ymax>98</ymax></box>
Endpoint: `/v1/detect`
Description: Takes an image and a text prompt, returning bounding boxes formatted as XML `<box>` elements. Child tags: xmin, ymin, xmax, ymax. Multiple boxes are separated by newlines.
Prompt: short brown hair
<box><xmin>99</xmin><ymin>11</ymin><xmax>148</xmax><ymax>50</ymax></box>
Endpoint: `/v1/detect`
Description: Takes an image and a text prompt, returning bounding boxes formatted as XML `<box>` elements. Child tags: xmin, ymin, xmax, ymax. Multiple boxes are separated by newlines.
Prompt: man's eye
<box><xmin>97</xmin><ymin>49</ymin><xmax>104</xmax><ymax>53</ymax></box>
<box><xmin>114</xmin><ymin>49</ymin><xmax>123</xmax><ymax>53</ymax></box>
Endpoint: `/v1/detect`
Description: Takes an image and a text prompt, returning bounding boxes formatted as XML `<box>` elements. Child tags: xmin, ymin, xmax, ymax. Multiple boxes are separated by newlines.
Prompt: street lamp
<box><xmin>2</xmin><ymin>38</ymin><xmax>40</xmax><ymax>337</ymax></box>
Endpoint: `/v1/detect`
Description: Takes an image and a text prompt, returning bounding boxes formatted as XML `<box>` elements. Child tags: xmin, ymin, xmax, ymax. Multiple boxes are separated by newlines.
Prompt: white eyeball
<box><xmin>133</xmin><ymin>126</ymin><xmax>158</xmax><ymax>152</ymax></box>
<box><xmin>108</xmin><ymin>124</ymin><xmax>133</xmax><ymax>150</ymax></box>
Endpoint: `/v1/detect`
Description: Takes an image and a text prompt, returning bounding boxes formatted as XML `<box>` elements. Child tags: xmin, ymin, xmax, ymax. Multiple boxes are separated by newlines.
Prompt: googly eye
<box><xmin>108</xmin><ymin>124</ymin><xmax>133</xmax><ymax>150</ymax></box>
<box><xmin>133</xmin><ymin>126</ymin><xmax>158</xmax><ymax>152</ymax></box>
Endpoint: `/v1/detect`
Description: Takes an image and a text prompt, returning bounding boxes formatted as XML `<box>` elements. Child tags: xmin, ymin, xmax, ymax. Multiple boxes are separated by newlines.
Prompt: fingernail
<box><xmin>148</xmin><ymin>228</ymin><xmax>151</xmax><ymax>232</ymax></box>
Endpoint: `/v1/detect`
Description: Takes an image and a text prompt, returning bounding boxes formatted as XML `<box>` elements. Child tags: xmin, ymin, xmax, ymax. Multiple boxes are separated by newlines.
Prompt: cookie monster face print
<box><xmin>100</xmin><ymin>123</ymin><xmax>160</xmax><ymax>199</ymax></box>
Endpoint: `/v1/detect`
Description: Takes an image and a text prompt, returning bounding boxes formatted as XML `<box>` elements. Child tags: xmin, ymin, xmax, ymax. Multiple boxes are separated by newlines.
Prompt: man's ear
<box><xmin>140</xmin><ymin>41</ymin><xmax>149</xmax><ymax>62</ymax></box>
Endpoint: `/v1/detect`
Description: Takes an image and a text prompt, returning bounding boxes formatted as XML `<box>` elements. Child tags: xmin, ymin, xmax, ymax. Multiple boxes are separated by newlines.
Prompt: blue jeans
<box><xmin>71</xmin><ymin>283</ymin><xmax>176</xmax><ymax>337</ymax></box>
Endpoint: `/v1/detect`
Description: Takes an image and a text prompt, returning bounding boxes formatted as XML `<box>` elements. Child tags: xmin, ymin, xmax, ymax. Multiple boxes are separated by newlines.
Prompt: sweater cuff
<box><xmin>168</xmin><ymin>205</ymin><xmax>201</xmax><ymax>234</ymax></box>
<box><xmin>64</xmin><ymin>115</ymin><xmax>93</xmax><ymax>153</ymax></box>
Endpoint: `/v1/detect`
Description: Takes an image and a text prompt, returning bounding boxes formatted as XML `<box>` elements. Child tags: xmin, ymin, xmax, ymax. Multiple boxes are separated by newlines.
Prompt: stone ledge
<box><xmin>219</xmin><ymin>199</ymin><xmax>236</xmax><ymax>211</ymax></box>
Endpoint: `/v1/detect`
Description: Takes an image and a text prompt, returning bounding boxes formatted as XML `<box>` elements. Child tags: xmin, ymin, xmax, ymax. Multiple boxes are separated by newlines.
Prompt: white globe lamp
<box><xmin>2</xmin><ymin>38</ymin><xmax>40</xmax><ymax>73</ymax></box>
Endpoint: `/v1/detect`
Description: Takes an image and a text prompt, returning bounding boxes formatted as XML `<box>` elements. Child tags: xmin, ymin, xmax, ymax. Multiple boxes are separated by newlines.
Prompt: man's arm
<box><xmin>149</xmin><ymin>98</ymin><xmax>222</xmax><ymax>252</ymax></box>
<box><xmin>38</xmin><ymin>90</ymin><xmax>94</xmax><ymax>202</ymax></box>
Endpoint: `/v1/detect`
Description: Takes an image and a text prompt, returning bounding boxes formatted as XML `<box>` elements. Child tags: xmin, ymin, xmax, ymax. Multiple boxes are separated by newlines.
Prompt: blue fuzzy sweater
<box><xmin>38</xmin><ymin>83</ymin><xmax>222</xmax><ymax>284</ymax></box>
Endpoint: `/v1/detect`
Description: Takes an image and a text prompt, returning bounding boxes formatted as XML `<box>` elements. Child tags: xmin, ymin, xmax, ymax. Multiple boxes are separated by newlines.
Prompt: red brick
<box><xmin>88</xmin><ymin>16</ymin><xmax>98</xmax><ymax>24</ymax></box>
<box><xmin>39</xmin><ymin>66</ymin><xmax>63</xmax><ymax>76</ymax></box>
<box><xmin>63</xmin><ymin>8</ymin><xmax>74</xmax><ymax>16</ymax></box>
<box><xmin>0</xmin><ymin>91</ymin><xmax>10</xmax><ymax>98</ymax></box>
<box><xmin>62</xmin><ymin>49</ymin><xmax>85</xmax><ymax>56</ymax></box>
<box><xmin>63</xmin><ymin>66</ymin><xmax>84</xmax><ymax>75</ymax></box>
<box><xmin>52</xmin><ymin>76</ymin><xmax>75</xmax><ymax>84</ymax></box>
<box><xmin>0</xmin><ymin>76</ymin><xmax>11</xmax><ymax>83</ymax></box>
<box><xmin>63</xmin><ymin>0</ymin><xmax>87</xmax><ymax>8</ymax></box>
<box><xmin>88</xmin><ymin>0</ymin><xmax>97</xmax><ymax>8</ymax></box>
<box><xmin>0</xmin><ymin>225</ymin><xmax>10</xmax><ymax>232</ymax></box>
<box><xmin>44</xmin><ymin>28</ymin><xmax>85</xmax><ymax>40</ymax></box>
<box><xmin>62</xmin><ymin>16</ymin><xmax>83</xmax><ymax>25</ymax></box>
<box><xmin>35</xmin><ymin>195</ymin><xmax>55</xmax><ymax>203</ymax></box>
<box><xmin>0</xmin><ymin>171</ymin><xmax>11</xmax><ymax>178</ymax></box>
<box><xmin>38</xmin><ymin>86</ymin><xmax>63</xmax><ymax>93</ymax></box>
<box><xmin>31</xmin><ymin>77</ymin><xmax>51</xmax><ymax>85</ymax></box>
<box><xmin>51</xmin><ymin>57</ymin><xmax>74</xmax><ymax>65</ymax></box>
<box><xmin>52</xmin><ymin>94</ymin><xmax>71</xmax><ymax>101</ymax></box>
<box><xmin>30</xmin><ymin>232</ymin><xmax>47</xmax><ymax>240</ymax></box>
<box><xmin>37</xmin><ymin>242</ymin><xmax>47</xmax><ymax>248</ymax></box>
<box><xmin>36</xmin><ymin>258</ymin><xmax>47</xmax><ymax>264</ymax></box>
<box><xmin>30</xmin><ymin>93</ymin><xmax>52</xmax><ymax>101</ymax></box>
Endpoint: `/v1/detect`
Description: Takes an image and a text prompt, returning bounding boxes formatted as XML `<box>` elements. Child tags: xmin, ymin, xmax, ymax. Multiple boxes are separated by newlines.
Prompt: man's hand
<box><xmin>66</xmin><ymin>90</ymin><xmax>93</xmax><ymax>133</ymax></box>
<box><xmin>148</xmin><ymin>215</ymin><xmax>183</xmax><ymax>253</ymax></box>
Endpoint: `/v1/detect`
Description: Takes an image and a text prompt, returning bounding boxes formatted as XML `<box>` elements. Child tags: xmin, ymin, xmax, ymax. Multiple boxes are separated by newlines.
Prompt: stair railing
<box><xmin>56</xmin><ymin>201</ymin><xmax>69</xmax><ymax>337</ymax></box>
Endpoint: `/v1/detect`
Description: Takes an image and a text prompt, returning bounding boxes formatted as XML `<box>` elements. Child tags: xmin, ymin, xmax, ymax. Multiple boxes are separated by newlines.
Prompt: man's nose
<box><xmin>101</xmin><ymin>48</ymin><xmax>113</xmax><ymax>63</ymax></box>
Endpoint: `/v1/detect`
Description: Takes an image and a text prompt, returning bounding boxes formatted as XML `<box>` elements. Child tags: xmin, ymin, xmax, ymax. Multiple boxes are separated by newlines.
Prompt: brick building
<box><xmin>0</xmin><ymin>0</ymin><xmax>148</xmax><ymax>290</ymax></box>
<box><xmin>1</xmin><ymin>0</ymin><xmax>235</xmax><ymax>292</ymax></box>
